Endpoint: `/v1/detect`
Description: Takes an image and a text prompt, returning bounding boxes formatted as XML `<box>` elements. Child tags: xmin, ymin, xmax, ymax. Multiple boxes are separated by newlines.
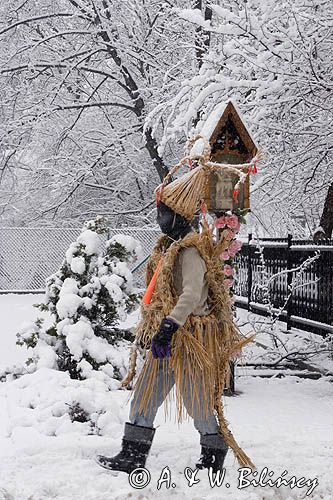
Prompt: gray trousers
<box><xmin>129</xmin><ymin>357</ymin><xmax>222</xmax><ymax>437</ymax></box>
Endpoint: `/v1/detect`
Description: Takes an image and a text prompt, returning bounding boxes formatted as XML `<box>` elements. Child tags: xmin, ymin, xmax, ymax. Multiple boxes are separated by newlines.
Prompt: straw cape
<box><xmin>122</xmin><ymin>222</ymin><xmax>256</xmax><ymax>469</ymax></box>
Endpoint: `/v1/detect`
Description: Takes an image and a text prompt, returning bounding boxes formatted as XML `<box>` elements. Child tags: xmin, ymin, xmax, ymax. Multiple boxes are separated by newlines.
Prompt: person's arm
<box><xmin>167</xmin><ymin>247</ymin><xmax>207</xmax><ymax>327</ymax></box>
<box><xmin>151</xmin><ymin>247</ymin><xmax>207</xmax><ymax>359</ymax></box>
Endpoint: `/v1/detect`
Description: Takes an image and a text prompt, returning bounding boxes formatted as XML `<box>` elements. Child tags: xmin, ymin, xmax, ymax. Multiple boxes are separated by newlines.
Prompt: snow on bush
<box><xmin>16</xmin><ymin>217</ymin><xmax>141</xmax><ymax>389</ymax></box>
<box><xmin>1</xmin><ymin>367</ymin><xmax>127</xmax><ymax>439</ymax></box>
<box><xmin>108</xmin><ymin>234</ymin><xmax>144</xmax><ymax>262</ymax></box>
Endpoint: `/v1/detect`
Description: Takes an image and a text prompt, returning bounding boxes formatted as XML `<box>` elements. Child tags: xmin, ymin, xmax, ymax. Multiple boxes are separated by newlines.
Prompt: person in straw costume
<box><xmin>96</xmin><ymin>136</ymin><xmax>262</xmax><ymax>474</ymax></box>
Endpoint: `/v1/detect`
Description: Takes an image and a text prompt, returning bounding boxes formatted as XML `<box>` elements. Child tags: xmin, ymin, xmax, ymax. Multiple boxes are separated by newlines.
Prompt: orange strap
<box><xmin>142</xmin><ymin>257</ymin><xmax>164</xmax><ymax>305</ymax></box>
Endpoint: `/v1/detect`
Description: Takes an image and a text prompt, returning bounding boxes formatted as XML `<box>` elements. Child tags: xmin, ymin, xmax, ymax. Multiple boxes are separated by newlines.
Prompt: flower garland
<box><xmin>215</xmin><ymin>208</ymin><xmax>249</xmax><ymax>292</ymax></box>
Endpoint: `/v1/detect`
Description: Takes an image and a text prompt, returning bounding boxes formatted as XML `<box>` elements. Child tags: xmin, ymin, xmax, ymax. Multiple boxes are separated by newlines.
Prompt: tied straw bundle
<box><xmin>156</xmin><ymin>135</ymin><xmax>264</xmax><ymax>220</ymax></box>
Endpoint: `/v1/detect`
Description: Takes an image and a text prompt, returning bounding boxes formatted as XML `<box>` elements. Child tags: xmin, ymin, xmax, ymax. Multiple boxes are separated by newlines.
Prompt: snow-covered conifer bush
<box><xmin>16</xmin><ymin>217</ymin><xmax>142</xmax><ymax>389</ymax></box>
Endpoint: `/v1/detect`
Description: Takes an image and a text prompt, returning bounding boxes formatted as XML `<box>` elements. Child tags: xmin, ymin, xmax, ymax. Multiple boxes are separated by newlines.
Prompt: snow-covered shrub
<box><xmin>3</xmin><ymin>367</ymin><xmax>129</xmax><ymax>439</ymax></box>
<box><xmin>17</xmin><ymin>217</ymin><xmax>142</xmax><ymax>389</ymax></box>
<box><xmin>0</xmin><ymin>363</ymin><xmax>29</xmax><ymax>383</ymax></box>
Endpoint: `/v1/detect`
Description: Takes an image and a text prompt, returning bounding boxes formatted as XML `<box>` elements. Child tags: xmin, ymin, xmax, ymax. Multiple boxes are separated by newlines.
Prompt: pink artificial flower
<box><xmin>220</xmin><ymin>250</ymin><xmax>230</xmax><ymax>261</ymax></box>
<box><xmin>222</xmin><ymin>228</ymin><xmax>235</xmax><ymax>241</ymax></box>
<box><xmin>225</xmin><ymin>278</ymin><xmax>234</xmax><ymax>288</ymax></box>
<box><xmin>225</xmin><ymin>214</ymin><xmax>240</xmax><ymax>231</ymax></box>
<box><xmin>234</xmin><ymin>239</ymin><xmax>243</xmax><ymax>251</ymax></box>
<box><xmin>223</xmin><ymin>264</ymin><xmax>234</xmax><ymax>277</ymax></box>
<box><xmin>215</xmin><ymin>216</ymin><xmax>227</xmax><ymax>229</ymax></box>
<box><xmin>228</xmin><ymin>239</ymin><xmax>243</xmax><ymax>256</ymax></box>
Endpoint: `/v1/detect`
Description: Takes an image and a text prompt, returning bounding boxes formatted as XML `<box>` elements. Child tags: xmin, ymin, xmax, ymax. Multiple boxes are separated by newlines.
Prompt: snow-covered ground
<box><xmin>0</xmin><ymin>294</ymin><xmax>332</xmax><ymax>500</ymax></box>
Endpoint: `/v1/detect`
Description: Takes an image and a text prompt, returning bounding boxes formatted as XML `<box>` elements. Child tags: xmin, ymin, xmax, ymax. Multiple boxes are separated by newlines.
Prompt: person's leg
<box><xmin>180</xmin><ymin>364</ymin><xmax>228</xmax><ymax>472</ymax></box>
<box><xmin>180</xmin><ymin>369</ymin><xmax>220</xmax><ymax>435</ymax></box>
<box><xmin>129</xmin><ymin>357</ymin><xmax>175</xmax><ymax>427</ymax></box>
<box><xmin>96</xmin><ymin>357</ymin><xmax>175</xmax><ymax>473</ymax></box>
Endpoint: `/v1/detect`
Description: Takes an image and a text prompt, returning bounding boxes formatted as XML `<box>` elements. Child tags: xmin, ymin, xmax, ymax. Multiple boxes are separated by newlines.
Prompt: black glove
<box><xmin>151</xmin><ymin>318</ymin><xmax>179</xmax><ymax>359</ymax></box>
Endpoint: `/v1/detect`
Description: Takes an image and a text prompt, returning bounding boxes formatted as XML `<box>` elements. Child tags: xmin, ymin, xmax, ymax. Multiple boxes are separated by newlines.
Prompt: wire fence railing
<box><xmin>0</xmin><ymin>227</ymin><xmax>159</xmax><ymax>293</ymax></box>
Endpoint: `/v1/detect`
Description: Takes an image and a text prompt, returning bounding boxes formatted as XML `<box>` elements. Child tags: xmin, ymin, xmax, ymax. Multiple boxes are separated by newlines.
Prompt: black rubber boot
<box><xmin>96</xmin><ymin>422</ymin><xmax>155</xmax><ymax>474</ymax></box>
<box><xmin>196</xmin><ymin>433</ymin><xmax>228</xmax><ymax>473</ymax></box>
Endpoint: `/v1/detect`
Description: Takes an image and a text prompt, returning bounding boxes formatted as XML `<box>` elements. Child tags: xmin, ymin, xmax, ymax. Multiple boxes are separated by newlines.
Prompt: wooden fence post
<box><xmin>224</xmin><ymin>361</ymin><xmax>236</xmax><ymax>397</ymax></box>
<box><xmin>224</xmin><ymin>233</ymin><xmax>251</xmax><ymax>397</ymax></box>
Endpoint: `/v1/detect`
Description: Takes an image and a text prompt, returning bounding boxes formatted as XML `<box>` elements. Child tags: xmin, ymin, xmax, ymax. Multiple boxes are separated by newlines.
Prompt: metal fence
<box><xmin>234</xmin><ymin>235</ymin><xmax>333</xmax><ymax>335</ymax></box>
<box><xmin>0</xmin><ymin>227</ymin><xmax>160</xmax><ymax>292</ymax></box>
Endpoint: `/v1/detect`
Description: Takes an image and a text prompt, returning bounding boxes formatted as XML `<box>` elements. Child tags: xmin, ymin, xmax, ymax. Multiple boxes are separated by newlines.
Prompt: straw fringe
<box><xmin>159</xmin><ymin>167</ymin><xmax>209</xmax><ymax>221</ymax></box>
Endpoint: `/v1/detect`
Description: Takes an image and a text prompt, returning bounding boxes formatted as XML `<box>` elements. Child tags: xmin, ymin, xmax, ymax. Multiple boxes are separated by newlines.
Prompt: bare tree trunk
<box><xmin>194</xmin><ymin>0</ymin><xmax>212</xmax><ymax>70</ymax></box>
<box><xmin>314</xmin><ymin>182</ymin><xmax>333</xmax><ymax>241</ymax></box>
<box><xmin>144</xmin><ymin>127</ymin><xmax>169</xmax><ymax>181</ymax></box>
